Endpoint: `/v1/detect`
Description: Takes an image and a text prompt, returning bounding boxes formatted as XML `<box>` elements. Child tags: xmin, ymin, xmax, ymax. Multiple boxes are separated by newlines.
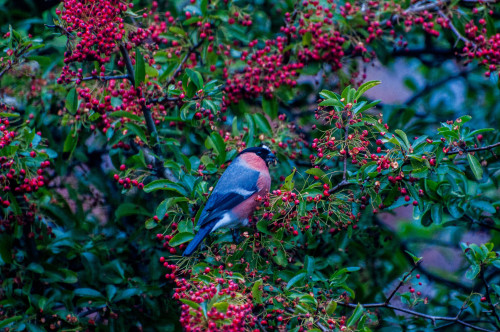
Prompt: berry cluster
<box><xmin>174</xmin><ymin>272</ymin><xmax>256</xmax><ymax>332</ymax></box>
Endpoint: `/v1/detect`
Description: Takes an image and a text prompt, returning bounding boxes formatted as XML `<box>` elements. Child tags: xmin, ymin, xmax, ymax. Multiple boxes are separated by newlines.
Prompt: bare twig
<box><xmin>446</xmin><ymin>142</ymin><xmax>500</xmax><ymax>156</ymax></box>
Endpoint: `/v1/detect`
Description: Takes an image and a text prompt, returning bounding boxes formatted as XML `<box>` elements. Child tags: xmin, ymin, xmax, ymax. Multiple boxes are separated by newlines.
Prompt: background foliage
<box><xmin>0</xmin><ymin>0</ymin><xmax>499</xmax><ymax>331</ymax></box>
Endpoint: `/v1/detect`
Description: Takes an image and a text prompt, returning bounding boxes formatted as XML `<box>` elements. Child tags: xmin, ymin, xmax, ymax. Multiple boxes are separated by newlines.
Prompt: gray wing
<box><xmin>197</xmin><ymin>160</ymin><xmax>260</xmax><ymax>227</ymax></box>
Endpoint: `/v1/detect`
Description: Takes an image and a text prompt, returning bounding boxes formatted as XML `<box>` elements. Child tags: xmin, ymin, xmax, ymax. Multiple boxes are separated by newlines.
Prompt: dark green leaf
<box><xmin>134</xmin><ymin>48</ymin><xmax>146</xmax><ymax>86</ymax></box>
<box><xmin>65</xmin><ymin>88</ymin><xmax>78</xmax><ymax>114</ymax></box>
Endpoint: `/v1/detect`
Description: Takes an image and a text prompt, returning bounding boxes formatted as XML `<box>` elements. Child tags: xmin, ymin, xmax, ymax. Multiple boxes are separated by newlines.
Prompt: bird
<box><xmin>182</xmin><ymin>145</ymin><xmax>276</xmax><ymax>256</ymax></box>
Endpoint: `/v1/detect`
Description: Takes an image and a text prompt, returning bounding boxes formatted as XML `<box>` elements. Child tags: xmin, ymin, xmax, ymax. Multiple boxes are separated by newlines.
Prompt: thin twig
<box><xmin>385</xmin><ymin>262</ymin><xmax>420</xmax><ymax>304</ymax></box>
<box><xmin>446</xmin><ymin>142</ymin><xmax>500</xmax><ymax>156</ymax></box>
<box><xmin>338</xmin><ymin>302</ymin><xmax>495</xmax><ymax>331</ymax></box>
<box><xmin>166</xmin><ymin>39</ymin><xmax>204</xmax><ymax>86</ymax></box>
<box><xmin>75</xmin><ymin>74</ymin><xmax>130</xmax><ymax>82</ymax></box>
<box><xmin>437</xmin><ymin>10</ymin><xmax>476</xmax><ymax>47</ymax></box>
<box><xmin>404</xmin><ymin>68</ymin><xmax>474</xmax><ymax>105</ymax></box>
<box><xmin>118</xmin><ymin>43</ymin><xmax>176</xmax><ymax>181</ymax></box>
<box><xmin>480</xmin><ymin>268</ymin><xmax>500</xmax><ymax>327</ymax></box>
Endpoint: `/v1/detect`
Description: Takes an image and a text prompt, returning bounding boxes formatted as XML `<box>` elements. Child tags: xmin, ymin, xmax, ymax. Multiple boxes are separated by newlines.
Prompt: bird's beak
<box><xmin>266</xmin><ymin>153</ymin><xmax>277</xmax><ymax>167</ymax></box>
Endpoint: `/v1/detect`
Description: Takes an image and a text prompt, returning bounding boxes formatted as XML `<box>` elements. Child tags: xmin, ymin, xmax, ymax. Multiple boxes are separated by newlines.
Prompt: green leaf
<box><xmin>305</xmin><ymin>168</ymin><xmax>331</xmax><ymax>187</ymax></box>
<box><xmin>145</xmin><ymin>218</ymin><xmax>157</xmax><ymax>229</ymax></box>
<box><xmin>431</xmin><ymin>204</ymin><xmax>442</xmax><ymax>225</ymax></box>
<box><xmin>134</xmin><ymin>48</ymin><xmax>146</xmax><ymax>87</ymax></box>
<box><xmin>0</xmin><ymin>316</ymin><xmax>22</xmax><ymax>328</ymax></box>
<box><xmin>470</xmin><ymin>200</ymin><xmax>496</xmax><ymax>214</ymax></box>
<box><xmin>109</xmin><ymin>111</ymin><xmax>142</xmax><ymax>122</ymax></box>
<box><xmin>465</xmin><ymin>264</ymin><xmax>480</xmax><ymax>280</ymax></box>
<box><xmin>262</xmin><ymin>97</ymin><xmax>278</xmax><ymax>119</ymax></box>
<box><xmin>65</xmin><ymin>88</ymin><xmax>78</xmax><ymax>114</ymax></box>
<box><xmin>326</xmin><ymin>300</ymin><xmax>337</xmax><ymax>315</ymax></box>
<box><xmin>252</xmin><ymin>279</ymin><xmax>263</xmax><ymax>304</ymax></box>
<box><xmin>282</xmin><ymin>169</ymin><xmax>295</xmax><ymax>191</ymax></box>
<box><xmin>143</xmin><ymin>179</ymin><xmax>186</xmax><ymax>196</ymax></box>
<box><xmin>180</xmin><ymin>298</ymin><xmax>200</xmax><ymax>310</ymax></box>
<box><xmin>169</xmin><ymin>232</ymin><xmax>194</xmax><ymax>247</ymax></box>
<box><xmin>319</xmin><ymin>98</ymin><xmax>343</xmax><ymax>107</ymax></box>
<box><xmin>63</xmin><ymin>131</ymin><xmax>78</xmax><ymax>154</ymax></box>
<box><xmin>286</xmin><ymin>272</ymin><xmax>306</xmax><ymax>290</ymax></box>
<box><xmin>354</xmin><ymin>80</ymin><xmax>381</xmax><ymax>101</ymax></box>
<box><xmin>115</xmin><ymin>203</ymin><xmax>151</xmax><ymax>219</ymax></box>
<box><xmin>346</xmin><ymin>303</ymin><xmax>364</xmax><ymax>327</ymax></box>
<box><xmin>467</xmin><ymin>154</ymin><xmax>483</xmax><ymax>180</ymax></box>
<box><xmin>253</xmin><ymin>113</ymin><xmax>272</xmax><ymax>135</ymax></box>
<box><xmin>114</xmin><ymin>288</ymin><xmax>142</xmax><ymax>302</ymax></box>
<box><xmin>319</xmin><ymin>90</ymin><xmax>340</xmax><ymax>100</ymax></box>
<box><xmin>186</xmin><ymin>68</ymin><xmax>203</xmax><ymax>89</ymax></box>
<box><xmin>74</xmin><ymin>288</ymin><xmax>105</xmax><ymax>299</ymax></box>
<box><xmin>145</xmin><ymin>64</ymin><xmax>159</xmax><ymax>78</ymax></box>
<box><xmin>205</xmin><ymin>132</ymin><xmax>226</xmax><ymax>164</ymax></box>
<box><xmin>394</xmin><ymin>129</ymin><xmax>410</xmax><ymax>150</ymax></box>
<box><xmin>405</xmin><ymin>250</ymin><xmax>423</xmax><ymax>264</ymax></box>
<box><xmin>169</xmin><ymin>26</ymin><xmax>186</xmax><ymax>36</ymax></box>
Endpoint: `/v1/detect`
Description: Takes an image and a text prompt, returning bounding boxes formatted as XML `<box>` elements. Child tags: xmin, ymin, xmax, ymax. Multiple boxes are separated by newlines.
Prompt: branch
<box><xmin>338</xmin><ymin>302</ymin><xmax>495</xmax><ymax>332</ymax></box>
<box><xmin>118</xmin><ymin>43</ymin><xmax>135</xmax><ymax>86</ymax></box>
<box><xmin>404</xmin><ymin>68</ymin><xmax>474</xmax><ymax>105</ymax></box>
<box><xmin>75</xmin><ymin>74</ymin><xmax>130</xmax><ymax>82</ymax></box>
<box><xmin>118</xmin><ymin>43</ymin><xmax>176</xmax><ymax>181</ymax></box>
<box><xmin>446</xmin><ymin>142</ymin><xmax>500</xmax><ymax>156</ymax></box>
<box><xmin>437</xmin><ymin>10</ymin><xmax>477</xmax><ymax>48</ymax></box>
<box><xmin>385</xmin><ymin>261</ymin><xmax>420</xmax><ymax>305</ymax></box>
<box><xmin>328</xmin><ymin>180</ymin><xmax>351</xmax><ymax>194</ymax></box>
<box><xmin>166</xmin><ymin>39</ymin><xmax>203</xmax><ymax>86</ymax></box>
<box><xmin>480</xmin><ymin>268</ymin><xmax>500</xmax><ymax>327</ymax></box>
<box><xmin>283</xmin><ymin>3</ymin><xmax>299</xmax><ymax>65</ymax></box>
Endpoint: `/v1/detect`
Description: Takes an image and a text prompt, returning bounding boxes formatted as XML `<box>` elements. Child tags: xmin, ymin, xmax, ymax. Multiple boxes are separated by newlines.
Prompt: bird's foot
<box><xmin>231</xmin><ymin>228</ymin><xmax>243</xmax><ymax>244</ymax></box>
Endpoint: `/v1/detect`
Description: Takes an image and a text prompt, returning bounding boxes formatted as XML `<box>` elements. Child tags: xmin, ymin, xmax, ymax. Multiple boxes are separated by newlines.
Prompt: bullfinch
<box><xmin>182</xmin><ymin>145</ymin><xmax>276</xmax><ymax>256</ymax></box>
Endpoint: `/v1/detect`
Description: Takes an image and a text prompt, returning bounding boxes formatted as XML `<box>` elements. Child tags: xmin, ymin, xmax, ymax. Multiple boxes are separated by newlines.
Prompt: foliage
<box><xmin>0</xmin><ymin>0</ymin><xmax>500</xmax><ymax>331</ymax></box>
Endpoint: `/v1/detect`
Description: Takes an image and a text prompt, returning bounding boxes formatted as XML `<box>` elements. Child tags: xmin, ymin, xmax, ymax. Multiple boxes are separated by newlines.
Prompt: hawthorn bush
<box><xmin>1</xmin><ymin>0</ymin><xmax>500</xmax><ymax>331</ymax></box>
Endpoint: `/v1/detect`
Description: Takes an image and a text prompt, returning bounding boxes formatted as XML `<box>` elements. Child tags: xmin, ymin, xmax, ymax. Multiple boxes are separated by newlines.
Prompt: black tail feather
<box><xmin>182</xmin><ymin>225</ymin><xmax>212</xmax><ymax>256</ymax></box>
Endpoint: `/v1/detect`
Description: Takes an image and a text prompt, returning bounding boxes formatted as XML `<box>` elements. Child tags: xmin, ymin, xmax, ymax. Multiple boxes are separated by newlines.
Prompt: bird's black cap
<box><xmin>238</xmin><ymin>145</ymin><xmax>277</xmax><ymax>166</ymax></box>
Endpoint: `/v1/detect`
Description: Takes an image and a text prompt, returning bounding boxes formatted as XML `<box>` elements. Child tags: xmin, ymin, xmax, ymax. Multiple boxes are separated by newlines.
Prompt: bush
<box><xmin>0</xmin><ymin>0</ymin><xmax>499</xmax><ymax>331</ymax></box>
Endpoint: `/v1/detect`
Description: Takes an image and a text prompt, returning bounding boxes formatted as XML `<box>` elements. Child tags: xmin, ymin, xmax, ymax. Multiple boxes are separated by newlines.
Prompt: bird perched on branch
<box><xmin>183</xmin><ymin>146</ymin><xmax>276</xmax><ymax>256</ymax></box>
